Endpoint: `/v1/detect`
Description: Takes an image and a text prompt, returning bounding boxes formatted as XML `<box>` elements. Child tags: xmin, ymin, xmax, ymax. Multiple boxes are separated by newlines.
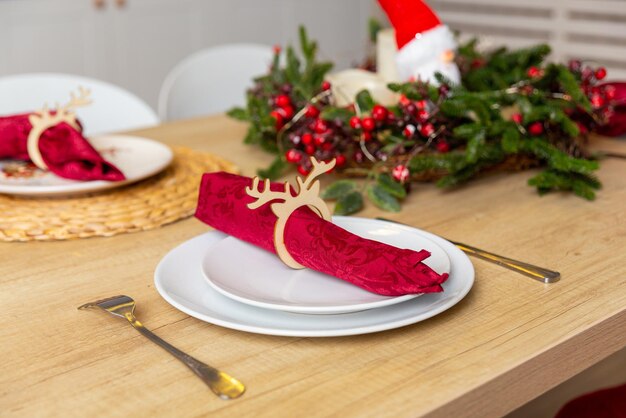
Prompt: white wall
<box><xmin>0</xmin><ymin>0</ymin><xmax>377</xmax><ymax>111</ymax></box>
<box><xmin>1</xmin><ymin>0</ymin><xmax>624</xmax><ymax>113</ymax></box>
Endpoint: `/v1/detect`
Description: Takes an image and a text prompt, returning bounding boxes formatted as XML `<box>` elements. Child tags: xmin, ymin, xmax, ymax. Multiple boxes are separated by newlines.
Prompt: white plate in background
<box><xmin>0</xmin><ymin>135</ymin><xmax>172</xmax><ymax>196</ymax></box>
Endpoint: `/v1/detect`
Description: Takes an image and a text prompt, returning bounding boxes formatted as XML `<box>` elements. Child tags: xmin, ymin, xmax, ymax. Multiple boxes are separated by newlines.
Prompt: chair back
<box><xmin>159</xmin><ymin>44</ymin><xmax>273</xmax><ymax>120</ymax></box>
<box><xmin>0</xmin><ymin>73</ymin><xmax>159</xmax><ymax>135</ymax></box>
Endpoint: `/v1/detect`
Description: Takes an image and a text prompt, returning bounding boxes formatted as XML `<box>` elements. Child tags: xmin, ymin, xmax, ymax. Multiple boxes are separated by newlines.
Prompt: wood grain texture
<box><xmin>1</xmin><ymin>115</ymin><xmax>625</xmax><ymax>417</ymax></box>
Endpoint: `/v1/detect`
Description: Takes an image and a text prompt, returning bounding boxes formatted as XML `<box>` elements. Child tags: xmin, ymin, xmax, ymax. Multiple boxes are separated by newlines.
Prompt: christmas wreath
<box><xmin>228</xmin><ymin>26</ymin><xmax>624</xmax><ymax>215</ymax></box>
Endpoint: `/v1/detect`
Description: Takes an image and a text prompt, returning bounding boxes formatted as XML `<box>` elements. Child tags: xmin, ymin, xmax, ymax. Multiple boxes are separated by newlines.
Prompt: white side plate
<box><xmin>201</xmin><ymin>217</ymin><xmax>451</xmax><ymax>314</ymax></box>
<box><xmin>0</xmin><ymin>135</ymin><xmax>173</xmax><ymax>196</ymax></box>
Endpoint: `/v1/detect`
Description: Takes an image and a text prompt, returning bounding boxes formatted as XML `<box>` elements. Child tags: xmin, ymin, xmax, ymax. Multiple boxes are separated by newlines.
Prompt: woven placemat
<box><xmin>0</xmin><ymin>147</ymin><xmax>237</xmax><ymax>242</ymax></box>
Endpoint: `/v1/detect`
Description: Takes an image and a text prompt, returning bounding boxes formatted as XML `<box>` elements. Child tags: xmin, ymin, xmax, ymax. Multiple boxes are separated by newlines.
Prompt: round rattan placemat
<box><xmin>0</xmin><ymin>147</ymin><xmax>237</xmax><ymax>242</ymax></box>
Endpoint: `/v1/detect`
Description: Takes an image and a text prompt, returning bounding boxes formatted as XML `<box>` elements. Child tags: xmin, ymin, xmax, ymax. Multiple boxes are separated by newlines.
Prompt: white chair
<box><xmin>0</xmin><ymin>73</ymin><xmax>159</xmax><ymax>136</ymax></box>
<box><xmin>158</xmin><ymin>44</ymin><xmax>273</xmax><ymax>121</ymax></box>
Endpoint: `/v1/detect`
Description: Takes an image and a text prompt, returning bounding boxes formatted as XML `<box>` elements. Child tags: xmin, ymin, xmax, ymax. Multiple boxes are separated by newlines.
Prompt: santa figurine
<box><xmin>326</xmin><ymin>0</ymin><xmax>459</xmax><ymax>106</ymax></box>
<box><xmin>378</xmin><ymin>0</ymin><xmax>460</xmax><ymax>84</ymax></box>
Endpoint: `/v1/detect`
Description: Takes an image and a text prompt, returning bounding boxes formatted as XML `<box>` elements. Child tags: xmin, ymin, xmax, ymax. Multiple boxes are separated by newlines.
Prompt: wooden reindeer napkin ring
<box><xmin>245</xmin><ymin>157</ymin><xmax>336</xmax><ymax>269</ymax></box>
<box><xmin>27</xmin><ymin>87</ymin><xmax>92</xmax><ymax>170</ymax></box>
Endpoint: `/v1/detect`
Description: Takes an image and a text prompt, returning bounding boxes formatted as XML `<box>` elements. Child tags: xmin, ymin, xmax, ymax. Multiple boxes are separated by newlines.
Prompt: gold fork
<box><xmin>376</xmin><ymin>217</ymin><xmax>560</xmax><ymax>283</ymax></box>
<box><xmin>78</xmin><ymin>295</ymin><xmax>245</xmax><ymax>400</ymax></box>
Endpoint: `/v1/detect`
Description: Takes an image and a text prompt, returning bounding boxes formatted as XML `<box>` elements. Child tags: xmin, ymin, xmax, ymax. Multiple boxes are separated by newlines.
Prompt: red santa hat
<box><xmin>378</xmin><ymin>0</ymin><xmax>460</xmax><ymax>83</ymax></box>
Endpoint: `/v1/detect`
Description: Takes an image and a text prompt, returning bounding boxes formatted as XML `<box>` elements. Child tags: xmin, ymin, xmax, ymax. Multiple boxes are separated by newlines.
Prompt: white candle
<box><xmin>377</xmin><ymin>28</ymin><xmax>400</xmax><ymax>83</ymax></box>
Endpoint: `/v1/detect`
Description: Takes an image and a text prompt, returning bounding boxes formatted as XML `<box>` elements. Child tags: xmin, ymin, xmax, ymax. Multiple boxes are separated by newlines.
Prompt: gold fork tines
<box><xmin>79</xmin><ymin>295</ymin><xmax>245</xmax><ymax>400</ymax></box>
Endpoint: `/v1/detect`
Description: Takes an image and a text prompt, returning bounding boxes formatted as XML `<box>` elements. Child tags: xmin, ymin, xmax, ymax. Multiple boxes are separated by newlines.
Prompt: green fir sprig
<box><xmin>229</xmin><ymin>27</ymin><xmax>613</xmax><ymax>214</ymax></box>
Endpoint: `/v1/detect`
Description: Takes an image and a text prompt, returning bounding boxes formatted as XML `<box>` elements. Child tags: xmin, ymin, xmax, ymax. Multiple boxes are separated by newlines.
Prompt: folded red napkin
<box><xmin>0</xmin><ymin>114</ymin><xmax>125</xmax><ymax>181</ymax></box>
<box><xmin>195</xmin><ymin>172</ymin><xmax>449</xmax><ymax>296</ymax></box>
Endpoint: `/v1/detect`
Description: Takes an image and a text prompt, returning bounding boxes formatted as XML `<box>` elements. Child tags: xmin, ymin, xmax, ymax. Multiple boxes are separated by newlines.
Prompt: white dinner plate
<box><xmin>154</xmin><ymin>217</ymin><xmax>475</xmax><ymax>337</ymax></box>
<box><xmin>201</xmin><ymin>217</ymin><xmax>451</xmax><ymax>314</ymax></box>
<box><xmin>0</xmin><ymin>135</ymin><xmax>173</xmax><ymax>196</ymax></box>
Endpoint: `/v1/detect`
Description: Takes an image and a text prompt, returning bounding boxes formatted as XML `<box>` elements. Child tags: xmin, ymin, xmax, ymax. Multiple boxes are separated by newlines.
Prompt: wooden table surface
<box><xmin>1</xmin><ymin>116</ymin><xmax>625</xmax><ymax>418</ymax></box>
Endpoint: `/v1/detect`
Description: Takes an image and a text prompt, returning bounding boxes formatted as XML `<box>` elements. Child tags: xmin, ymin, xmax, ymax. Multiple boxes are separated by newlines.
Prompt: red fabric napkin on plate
<box><xmin>0</xmin><ymin>114</ymin><xmax>125</xmax><ymax>181</ymax></box>
<box><xmin>195</xmin><ymin>172</ymin><xmax>449</xmax><ymax>296</ymax></box>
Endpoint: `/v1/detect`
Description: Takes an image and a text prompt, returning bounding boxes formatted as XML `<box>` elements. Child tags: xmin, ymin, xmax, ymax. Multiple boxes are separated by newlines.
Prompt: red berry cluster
<box><xmin>510</xmin><ymin>112</ymin><xmax>545</xmax><ymax>135</ymax></box>
<box><xmin>568</xmin><ymin>60</ymin><xmax>616</xmax><ymax>124</ymax></box>
<box><xmin>283</xmin><ymin>82</ymin><xmax>348</xmax><ymax>175</ymax></box>
<box><xmin>348</xmin><ymin>104</ymin><xmax>391</xmax><ymax>143</ymax></box>
<box><xmin>269</xmin><ymin>94</ymin><xmax>295</xmax><ymax>130</ymax></box>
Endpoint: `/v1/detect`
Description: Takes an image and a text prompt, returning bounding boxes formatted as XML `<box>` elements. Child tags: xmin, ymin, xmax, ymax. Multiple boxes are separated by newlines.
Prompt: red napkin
<box><xmin>555</xmin><ymin>383</ymin><xmax>626</xmax><ymax>418</ymax></box>
<box><xmin>0</xmin><ymin>114</ymin><xmax>125</xmax><ymax>181</ymax></box>
<box><xmin>195</xmin><ymin>172</ymin><xmax>449</xmax><ymax>296</ymax></box>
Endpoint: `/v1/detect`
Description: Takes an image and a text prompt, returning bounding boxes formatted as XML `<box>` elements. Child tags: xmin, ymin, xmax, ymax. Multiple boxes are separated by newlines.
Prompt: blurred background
<box><xmin>1</xmin><ymin>0</ymin><xmax>624</xmax><ymax>111</ymax></box>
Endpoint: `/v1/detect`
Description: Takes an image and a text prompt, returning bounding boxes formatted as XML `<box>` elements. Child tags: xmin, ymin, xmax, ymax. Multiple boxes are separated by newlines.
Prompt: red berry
<box><xmin>568</xmin><ymin>60</ymin><xmax>581</xmax><ymax>72</ymax></box>
<box><xmin>436</xmin><ymin>141</ymin><xmax>450</xmax><ymax>153</ymax></box>
<box><xmin>275</xmin><ymin>94</ymin><xmax>290</xmax><ymax>108</ymax></box>
<box><xmin>420</xmin><ymin>123</ymin><xmax>435</xmax><ymax>137</ymax></box>
<box><xmin>399</xmin><ymin>95</ymin><xmax>411</xmax><ymax>106</ymax></box>
<box><xmin>528</xmin><ymin>122</ymin><xmax>544</xmax><ymax>135</ymax></box>
<box><xmin>297</xmin><ymin>165</ymin><xmax>310</xmax><ymax>176</ymax></box>
<box><xmin>285</xmin><ymin>149</ymin><xmax>301</xmax><ymax>163</ymax></box>
<box><xmin>372</xmin><ymin>105</ymin><xmax>388</xmax><ymax>122</ymax></box>
<box><xmin>270</xmin><ymin>111</ymin><xmax>283</xmax><ymax>129</ymax></box>
<box><xmin>511</xmin><ymin>113</ymin><xmax>523</xmax><ymax>124</ymax></box>
<box><xmin>595</xmin><ymin>67</ymin><xmax>607</xmax><ymax>80</ymax></box>
<box><xmin>301</xmin><ymin>133</ymin><xmax>313</xmax><ymax>145</ymax></box>
<box><xmin>576</xmin><ymin>122</ymin><xmax>588</xmax><ymax>135</ymax></box>
<box><xmin>314</xmin><ymin>135</ymin><xmax>326</xmax><ymax>146</ymax></box>
<box><xmin>416</xmin><ymin>109</ymin><xmax>429</xmax><ymax>121</ymax></box>
<box><xmin>349</xmin><ymin>116</ymin><xmax>361</xmax><ymax>129</ymax></box>
<box><xmin>392</xmin><ymin>165</ymin><xmax>410</xmax><ymax>183</ymax></box>
<box><xmin>591</xmin><ymin>94</ymin><xmax>605</xmax><ymax>108</ymax></box>
<box><xmin>282</xmin><ymin>105</ymin><xmax>294</xmax><ymax>119</ymax></box>
<box><xmin>313</xmin><ymin>119</ymin><xmax>328</xmax><ymax>133</ymax></box>
<box><xmin>362</xmin><ymin>132</ymin><xmax>372</xmax><ymax>141</ymax></box>
<box><xmin>415</xmin><ymin>100</ymin><xmax>427</xmax><ymax>110</ymax></box>
<box><xmin>604</xmin><ymin>85</ymin><xmax>616</xmax><ymax>100</ymax></box>
<box><xmin>527</xmin><ymin>66</ymin><xmax>542</xmax><ymax>78</ymax></box>
<box><xmin>304</xmin><ymin>144</ymin><xmax>316</xmax><ymax>155</ymax></box>
<box><xmin>403</xmin><ymin>124</ymin><xmax>416</xmax><ymax>138</ymax></box>
<box><xmin>361</xmin><ymin>117</ymin><xmax>375</xmax><ymax>131</ymax></box>
<box><xmin>582</xmin><ymin>67</ymin><xmax>593</xmax><ymax>81</ymax></box>
<box><xmin>471</xmin><ymin>58</ymin><xmax>485</xmax><ymax>69</ymax></box>
<box><xmin>321</xmin><ymin>81</ymin><xmax>331</xmax><ymax>91</ymax></box>
<box><xmin>335</xmin><ymin>154</ymin><xmax>346</xmax><ymax>166</ymax></box>
<box><xmin>322</xmin><ymin>142</ymin><xmax>333</xmax><ymax>151</ymax></box>
<box><xmin>305</xmin><ymin>105</ymin><xmax>320</xmax><ymax>118</ymax></box>
<box><xmin>289</xmin><ymin>134</ymin><xmax>301</xmax><ymax>145</ymax></box>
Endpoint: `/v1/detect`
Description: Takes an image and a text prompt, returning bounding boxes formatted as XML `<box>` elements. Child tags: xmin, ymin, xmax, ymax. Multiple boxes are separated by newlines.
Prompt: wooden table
<box><xmin>2</xmin><ymin>116</ymin><xmax>625</xmax><ymax>417</ymax></box>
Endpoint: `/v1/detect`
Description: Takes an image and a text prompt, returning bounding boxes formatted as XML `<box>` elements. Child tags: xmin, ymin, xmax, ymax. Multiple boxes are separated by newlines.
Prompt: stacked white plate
<box><xmin>154</xmin><ymin>217</ymin><xmax>474</xmax><ymax>337</ymax></box>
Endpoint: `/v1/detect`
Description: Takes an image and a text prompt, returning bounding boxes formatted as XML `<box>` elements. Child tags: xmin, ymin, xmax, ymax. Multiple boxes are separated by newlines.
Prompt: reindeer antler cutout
<box><xmin>27</xmin><ymin>86</ymin><xmax>93</xmax><ymax>170</ymax></box>
<box><xmin>246</xmin><ymin>157</ymin><xmax>336</xmax><ymax>269</ymax></box>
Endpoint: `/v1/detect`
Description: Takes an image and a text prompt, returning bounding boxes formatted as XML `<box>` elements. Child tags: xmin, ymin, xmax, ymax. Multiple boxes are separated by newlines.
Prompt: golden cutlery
<box><xmin>78</xmin><ymin>295</ymin><xmax>245</xmax><ymax>399</ymax></box>
<box><xmin>376</xmin><ymin>217</ymin><xmax>560</xmax><ymax>283</ymax></box>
